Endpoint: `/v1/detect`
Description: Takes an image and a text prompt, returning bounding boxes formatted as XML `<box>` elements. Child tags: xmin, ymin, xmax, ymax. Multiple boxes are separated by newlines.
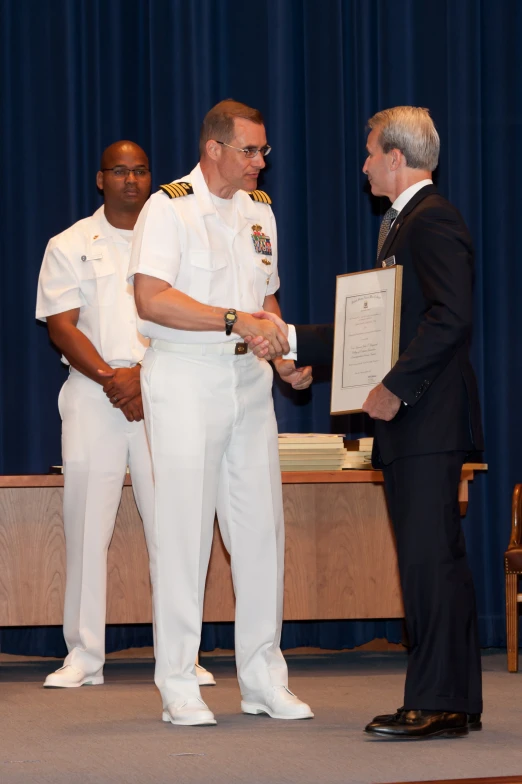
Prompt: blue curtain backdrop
<box><xmin>0</xmin><ymin>0</ymin><xmax>517</xmax><ymax>655</ymax></box>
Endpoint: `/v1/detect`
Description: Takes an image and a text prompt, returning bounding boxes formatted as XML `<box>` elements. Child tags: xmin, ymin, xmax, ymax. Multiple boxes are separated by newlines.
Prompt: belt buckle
<box><xmin>234</xmin><ymin>342</ymin><xmax>248</xmax><ymax>355</ymax></box>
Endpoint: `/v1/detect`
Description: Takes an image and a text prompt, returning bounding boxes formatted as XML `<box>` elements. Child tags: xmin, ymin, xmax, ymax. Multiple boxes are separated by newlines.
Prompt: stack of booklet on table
<box><xmin>342</xmin><ymin>437</ymin><xmax>374</xmax><ymax>469</ymax></box>
<box><xmin>278</xmin><ymin>433</ymin><xmax>346</xmax><ymax>471</ymax></box>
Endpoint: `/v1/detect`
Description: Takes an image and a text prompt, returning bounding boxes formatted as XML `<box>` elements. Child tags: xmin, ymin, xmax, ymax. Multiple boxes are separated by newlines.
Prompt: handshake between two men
<box><xmin>244</xmin><ymin>309</ymin><xmax>313</xmax><ymax>392</ymax></box>
<box><xmin>244</xmin><ymin>309</ymin><xmax>401</xmax><ymax>421</ymax></box>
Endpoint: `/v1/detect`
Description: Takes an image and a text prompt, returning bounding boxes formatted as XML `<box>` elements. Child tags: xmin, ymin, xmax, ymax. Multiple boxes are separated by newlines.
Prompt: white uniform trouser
<box><xmin>141</xmin><ymin>347</ymin><xmax>288</xmax><ymax>708</ymax></box>
<box><xmin>59</xmin><ymin>368</ymin><xmax>155</xmax><ymax>675</ymax></box>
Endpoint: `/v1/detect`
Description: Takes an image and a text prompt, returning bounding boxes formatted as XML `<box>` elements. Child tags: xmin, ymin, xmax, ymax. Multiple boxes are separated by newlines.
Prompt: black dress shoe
<box><xmin>364</xmin><ymin>709</ymin><xmax>468</xmax><ymax>739</ymax></box>
<box><xmin>368</xmin><ymin>707</ymin><xmax>482</xmax><ymax>731</ymax></box>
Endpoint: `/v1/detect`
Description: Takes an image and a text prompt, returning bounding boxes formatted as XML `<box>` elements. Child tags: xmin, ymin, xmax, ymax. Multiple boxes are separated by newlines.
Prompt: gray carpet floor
<box><xmin>1</xmin><ymin>651</ymin><xmax>521</xmax><ymax>784</ymax></box>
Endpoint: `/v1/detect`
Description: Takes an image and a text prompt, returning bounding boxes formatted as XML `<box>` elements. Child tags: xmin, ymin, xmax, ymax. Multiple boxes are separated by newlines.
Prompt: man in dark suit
<box><xmin>250</xmin><ymin>106</ymin><xmax>484</xmax><ymax>740</ymax></box>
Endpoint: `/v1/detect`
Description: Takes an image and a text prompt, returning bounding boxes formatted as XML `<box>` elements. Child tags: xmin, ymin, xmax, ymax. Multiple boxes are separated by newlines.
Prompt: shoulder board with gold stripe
<box><xmin>249</xmin><ymin>189</ymin><xmax>272</xmax><ymax>205</ymax></box>
<box><xmin>159</xmin><ymin>181</ymin><xmax>194</xmax><ymax>199</ymax></box>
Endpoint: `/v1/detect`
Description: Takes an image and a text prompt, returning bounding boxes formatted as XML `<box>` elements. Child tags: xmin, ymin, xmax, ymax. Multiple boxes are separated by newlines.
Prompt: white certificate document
<box><xmin>331</xmin><ymin>267</ymin><xmax>402</xmax><ymax>415</ymax></box>
<box><xmin>342</xmin><ymin>291</ymin><xmax>387</xmax><ymax>388</ymax></box>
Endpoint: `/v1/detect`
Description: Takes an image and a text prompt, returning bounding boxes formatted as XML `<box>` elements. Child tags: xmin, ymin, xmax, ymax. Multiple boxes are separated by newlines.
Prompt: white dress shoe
<box><xmin>43</xmin><ymin>665</ymin><xmax>104</xmax><ymax>688</ymax></box>
<box><xmin>162</xmin><ymin>697</ymin><xmax>217</xmax><ymax>726</ymax></box>
<box><xmin>195</xmin><ymin>662</ymin><xmax>216</xmax><ymax>686</ymax></box>
<box><xmin>241</xmin><ymin>686</ymin><xmax>314</xmax><ymax>720</ymax></box>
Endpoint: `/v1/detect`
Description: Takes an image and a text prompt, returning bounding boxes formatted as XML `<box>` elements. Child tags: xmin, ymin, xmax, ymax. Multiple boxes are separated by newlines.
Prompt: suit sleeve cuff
<box><xmin>283</xmin><ymin>323</ymin><xmax>297</xmax><ymax>361</ymax></box>
<box><xmin>382</xmin><ymin>373</ymin><xmax>420</xmax><ymax>407</ymax></box>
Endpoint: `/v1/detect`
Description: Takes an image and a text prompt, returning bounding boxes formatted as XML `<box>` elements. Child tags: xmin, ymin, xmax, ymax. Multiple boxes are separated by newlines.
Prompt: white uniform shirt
<box><xmin>128</xmin><ymin>163</ymin><xmax>280</xmax><ymax>344</ymax></box>
<box><xmin>36</xmin><ymin>207</ymin><xmax>149</xmax><ymax>365</ymax></box>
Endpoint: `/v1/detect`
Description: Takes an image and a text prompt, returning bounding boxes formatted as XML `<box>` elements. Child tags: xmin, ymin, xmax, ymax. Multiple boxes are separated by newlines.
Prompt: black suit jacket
<box><xmin>295</xmin><ymin>185</ymin><xmax>484</xmax><ymax>465</ymax></box>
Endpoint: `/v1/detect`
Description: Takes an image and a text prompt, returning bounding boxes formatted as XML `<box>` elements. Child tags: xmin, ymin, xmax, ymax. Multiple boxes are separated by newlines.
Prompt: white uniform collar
<box><xmin>88</xmin><ymin>206</ymin><xmax>132</xmax><ymax>246</ymax></box>
<box><xmin>189</xmin><ymin>163</ymin><xmax>267</xmax><ymax>221</ymax></box>
<box><xmin>88</xmin><ymin>206</ymin><xmax>106</xmax><ymax>241</ymax></box>
<box><xmin>100</xmin><ymin>208</ymin><xmax>133</xmax><ymax>244</ymax></box>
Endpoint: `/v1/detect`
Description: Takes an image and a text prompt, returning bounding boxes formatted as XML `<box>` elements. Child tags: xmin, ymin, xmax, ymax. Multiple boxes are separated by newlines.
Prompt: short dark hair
<box><xmin>199</xmin><ymin>99</ymin><xmax>264</xmax><ymax>156</ymax></box>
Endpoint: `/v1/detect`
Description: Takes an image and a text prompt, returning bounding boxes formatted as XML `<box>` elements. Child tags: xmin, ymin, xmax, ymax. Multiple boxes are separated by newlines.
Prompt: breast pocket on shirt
<box><xmin>188</xmin><ymin>251</ymin><xmax>227</xmax><ymax>304</ymax></box>
<box><xmin>80</xmin><ymin>254</ymin><xmax>117</xmax><ymax>307</ymax></box>
<box><xmin>252</xmin><ymin>256</ymin><xmax>273</xmax><ymax>305</ymax></box>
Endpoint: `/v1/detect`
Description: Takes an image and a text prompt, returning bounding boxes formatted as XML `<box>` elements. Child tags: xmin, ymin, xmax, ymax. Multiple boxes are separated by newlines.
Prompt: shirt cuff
<box><xmin>283</xmin><ymin>323</ymin><xmax>297</xmax><ymax>361</ymax></box>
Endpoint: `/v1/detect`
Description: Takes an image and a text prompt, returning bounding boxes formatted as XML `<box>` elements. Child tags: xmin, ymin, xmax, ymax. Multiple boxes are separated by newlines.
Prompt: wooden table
<box><xmin>0</xmin><ymin>466</ymin><xmax>485</xmax><ymax>626</ymax></box>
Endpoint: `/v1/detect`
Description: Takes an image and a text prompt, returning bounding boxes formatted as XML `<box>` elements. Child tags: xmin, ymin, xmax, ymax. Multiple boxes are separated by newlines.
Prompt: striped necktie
<box><xmin>376</xmin><ymin>207</ymin><xmax>398</xmax><ymax>260</ymax></box>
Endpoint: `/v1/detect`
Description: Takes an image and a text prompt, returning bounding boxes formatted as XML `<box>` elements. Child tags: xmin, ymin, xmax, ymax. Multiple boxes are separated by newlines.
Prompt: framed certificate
<box><xmin>330</xmin><ymin>265</ymin><xmax>402</xmax><ymax>415</ymax></box>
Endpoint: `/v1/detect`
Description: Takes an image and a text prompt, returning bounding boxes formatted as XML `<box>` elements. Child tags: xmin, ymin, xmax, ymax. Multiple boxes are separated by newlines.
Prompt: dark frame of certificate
<box><xmin>330</xmin><ymin>265</ymin><xmax>403</xmax><ymax>415</ymax></box>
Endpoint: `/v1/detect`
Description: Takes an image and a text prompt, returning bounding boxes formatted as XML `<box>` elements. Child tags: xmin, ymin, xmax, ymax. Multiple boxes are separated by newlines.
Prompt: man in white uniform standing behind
<box><xmin>36</xmin><ymin>141</ymin><xmax>214</xmax><ymax>690</ymax></box>
<box><xmin>130</xmin><ymin>100</ymin><xmax>313</xmax><ymax>726</ymax></box>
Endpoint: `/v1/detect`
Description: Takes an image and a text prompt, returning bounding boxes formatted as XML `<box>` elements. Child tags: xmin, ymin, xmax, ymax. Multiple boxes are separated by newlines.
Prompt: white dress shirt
<box><xmin>390</xmin><ymin>179</ymin><xmax>433</xmax><ymax>219</ymax></box>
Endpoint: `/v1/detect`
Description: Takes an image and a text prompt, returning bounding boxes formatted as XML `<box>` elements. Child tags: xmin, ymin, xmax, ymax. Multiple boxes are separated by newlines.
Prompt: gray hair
<box><xmin>368</xmin><ymin>106</ymin><xmax>440</xmax><ymax>171</ymax></box>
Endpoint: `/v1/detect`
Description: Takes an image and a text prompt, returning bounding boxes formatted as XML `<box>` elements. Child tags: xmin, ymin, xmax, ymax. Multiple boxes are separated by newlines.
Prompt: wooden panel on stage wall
<box><xmin>204</xmin><ymin>480</ymin><xmax>403</xmax><ymax>621</ymax></box>
<box><xmin>0</xmin><ymin>469</ymin><xmax>482</xmax><ymax>626</ymax></box>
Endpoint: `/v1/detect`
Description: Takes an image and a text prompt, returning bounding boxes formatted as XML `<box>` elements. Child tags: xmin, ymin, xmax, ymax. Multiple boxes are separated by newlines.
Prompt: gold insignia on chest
<box><xmin>92</xmin><ymin>235</ymin><xmax>99</xmax><ymax>240</ymax></box>
<box><xmin>261</xmin><ymin>258</ymin><xmax>271</xmax><ymax>266</ymax></box>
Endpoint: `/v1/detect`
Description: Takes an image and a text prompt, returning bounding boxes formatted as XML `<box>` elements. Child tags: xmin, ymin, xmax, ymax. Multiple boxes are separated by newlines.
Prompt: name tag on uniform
<box><xmin>381</xmin><ymin>255</ymin><xmax>396</xmax><ymax>268</ymax></box>
<box><xmin>80</xmin><ymin>254</ymin><xmax>102</xmax><ymax>263</ymax></box>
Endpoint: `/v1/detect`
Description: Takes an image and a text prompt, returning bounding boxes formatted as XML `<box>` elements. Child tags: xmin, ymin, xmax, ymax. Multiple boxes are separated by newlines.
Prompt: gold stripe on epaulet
<box><xmin>249</xmin><ymin>189</ymin><xmax>272</xmax><ymax>205</ymax></box>
<box><xmin>160</xmin><ymin>181</ymin><xmax>194</xmax><ymax>198</ymax></box>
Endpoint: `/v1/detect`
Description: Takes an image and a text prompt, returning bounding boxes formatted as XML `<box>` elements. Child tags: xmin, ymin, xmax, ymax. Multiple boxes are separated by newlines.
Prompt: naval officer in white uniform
<box><xmin>36</xmin><ymin>141</ymin><xmax>214</xmax><ymax>689</ymax></box>
<box><xmin>130</xmin><ymin>100</ymin><xmax>313</xmax><ymax>726</ymax></box>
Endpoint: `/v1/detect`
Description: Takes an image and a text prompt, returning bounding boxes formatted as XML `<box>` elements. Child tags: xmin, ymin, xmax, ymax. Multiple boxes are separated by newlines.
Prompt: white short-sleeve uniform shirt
<box><xmin>36</xmin><ymin>207</ymin><xmax>149</xmax><ymax>365</ymax></box>
<box><xmin>128</xmin><ymin>163</ymin><xmax>280</xmax><ymax>344</ymax></box>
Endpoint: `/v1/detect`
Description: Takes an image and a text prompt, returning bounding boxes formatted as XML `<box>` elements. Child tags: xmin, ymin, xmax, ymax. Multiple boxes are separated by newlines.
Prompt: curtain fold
<box><xmin>0</xmin><ymin>0</ymin><xmax>517</xmax><ymax>653</ymax></box>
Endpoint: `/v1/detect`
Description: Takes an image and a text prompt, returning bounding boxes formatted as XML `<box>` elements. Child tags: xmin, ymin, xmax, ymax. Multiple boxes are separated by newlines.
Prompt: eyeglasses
<box><xmin>216</xmin><ymin>141</ymin><xmax>271</xmax><ymax>158</ymax></box>
<box><xmin>101</xmin><ymin>167</ymin><xmax>151</xmax><ymax>178</ymax></box>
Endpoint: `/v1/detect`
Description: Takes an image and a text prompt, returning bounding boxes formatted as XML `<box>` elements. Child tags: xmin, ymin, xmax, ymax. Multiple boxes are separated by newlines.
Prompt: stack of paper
<box><xmin>342</xmin><ymin>437</ymin><xmax>374</xmax><ymax>469</ymax></box>
<box><xmin>278</xmin><ymin>433</ymin><xmax>346</xmax><ymax>471</ymax></box>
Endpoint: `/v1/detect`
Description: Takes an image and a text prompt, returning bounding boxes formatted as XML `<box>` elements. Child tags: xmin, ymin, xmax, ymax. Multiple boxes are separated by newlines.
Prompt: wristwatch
<box><xmin>224</xmin><ymin>308</ymin><xmax>238</xmax><ymax>336</ymax></box>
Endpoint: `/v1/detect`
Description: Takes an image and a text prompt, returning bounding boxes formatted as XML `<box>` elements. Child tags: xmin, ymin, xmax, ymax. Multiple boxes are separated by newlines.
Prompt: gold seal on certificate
<box><xmin>330</xmin><ymin>264</ymin><xmax>403</xmax><ymax>415</ymax></box>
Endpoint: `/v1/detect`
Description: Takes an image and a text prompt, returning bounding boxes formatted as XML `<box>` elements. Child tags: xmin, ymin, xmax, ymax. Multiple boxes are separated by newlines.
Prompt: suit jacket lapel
<box><xmin>376</xmin><ymin>184</ymin><xmax>438</xmax><ymax>266</ymax></box>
